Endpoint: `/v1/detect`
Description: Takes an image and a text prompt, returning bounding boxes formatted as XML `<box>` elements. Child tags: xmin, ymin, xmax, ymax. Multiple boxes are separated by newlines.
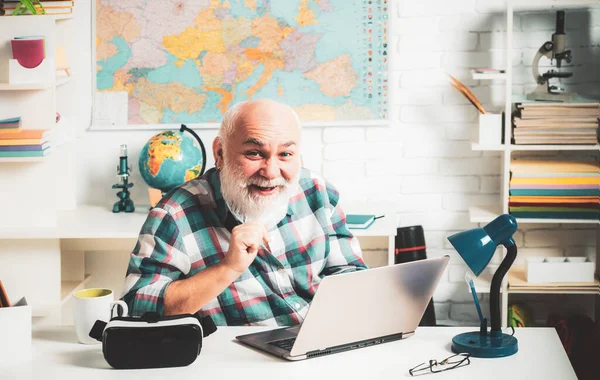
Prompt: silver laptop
<box><xmin>236</xmin><ymin>255</ymin><xmax>449</xmax><ymax>361</ymax></box>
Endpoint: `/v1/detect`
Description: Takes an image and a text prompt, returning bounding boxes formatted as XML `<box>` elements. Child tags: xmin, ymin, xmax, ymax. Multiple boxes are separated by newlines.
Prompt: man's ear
<box><xmin>212</xmin><ymin>137</ymin><xmax>224</xmax><ymax>168</ymax></box>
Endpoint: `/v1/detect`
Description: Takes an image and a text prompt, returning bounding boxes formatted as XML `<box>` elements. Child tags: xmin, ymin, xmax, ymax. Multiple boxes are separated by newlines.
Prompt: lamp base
<box><xmin>451</xmin><ymin>331</ymin><xmax>518</xmax><ymax>358</ymax></box>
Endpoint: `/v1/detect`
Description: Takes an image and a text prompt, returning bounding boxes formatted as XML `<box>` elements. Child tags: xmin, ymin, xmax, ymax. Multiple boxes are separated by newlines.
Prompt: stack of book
<box><xmin>513</xmin><ymin>101</ymin><xmax>600</xmax><ymax>145</ymax></box>
<box><xmin>0</xmin><ymin>116</ymin><xmax>21</xmax><ymax>131</ymax></box>
<box><xmin>0</xmin><ymin>0</ymin><xmax>73</xmax><ymax>16</ymax></box>
<box><xmin>509</xmin><ymin>159</ymin><xmax>600</xmax><ymax>220</ymax></box>
<box><xmin>0</xmin><ymin>122</ymin><xmax>51</xmax><ymax>158</ymax></box>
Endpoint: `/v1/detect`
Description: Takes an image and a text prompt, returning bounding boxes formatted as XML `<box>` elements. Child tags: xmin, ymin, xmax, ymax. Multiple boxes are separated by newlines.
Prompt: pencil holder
<box><xmin>0</xmin><ymin>297</ymin><xmax>31</xmax><ymax>365</ymax></box>
<box><xmin>478</xmin><ymin>113</ymin><xmax>503</xmax><ymax>146</ymax></box>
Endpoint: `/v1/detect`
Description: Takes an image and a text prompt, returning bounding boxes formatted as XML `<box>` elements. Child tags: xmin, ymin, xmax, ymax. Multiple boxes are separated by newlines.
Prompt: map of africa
<box><xmin>95</xmin><ymin>0</ymin><xmax>388</xmax><ymax>127</ymax></box>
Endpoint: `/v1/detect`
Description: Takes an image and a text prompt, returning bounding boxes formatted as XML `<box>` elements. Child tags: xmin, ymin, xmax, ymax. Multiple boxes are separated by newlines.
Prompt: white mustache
<box><xmin>242</xmin><ymin>177</ymin><xmax>288</xmax><ymax>188</ymax></box>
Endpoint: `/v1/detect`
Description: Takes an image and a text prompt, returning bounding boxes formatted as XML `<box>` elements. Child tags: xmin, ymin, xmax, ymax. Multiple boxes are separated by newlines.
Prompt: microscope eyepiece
<box><xmin>555</xmin><ymin>10</ymin><xmax>565</xmax><ymax>35</ymax></box>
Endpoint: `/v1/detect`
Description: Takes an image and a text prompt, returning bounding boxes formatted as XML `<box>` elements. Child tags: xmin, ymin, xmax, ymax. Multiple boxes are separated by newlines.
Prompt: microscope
<box><xmin>112</xmin><ymin>144</ymin><xmax>135</xmax><ymax>213</ymax></box>
<box><xmin>526</xmin><ymin>10</ymin><xmax>576</xmax><ymax>101</ymax></box>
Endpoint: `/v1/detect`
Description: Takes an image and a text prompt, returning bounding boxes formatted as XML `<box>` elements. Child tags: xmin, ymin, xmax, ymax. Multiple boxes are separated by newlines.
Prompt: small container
<box><xmin>478</xmin><ymin>113</ymin><xmax>503</xmax><ymax>146</ymax></box>
<box><xmin>11</xmin><ymin>37</ymin><xmax>45</xmax><ymax>69</ymax></box>
<box><xmin>526</xmin><ymin>257</ymin><xmax>594</xmax><ymax>283</ymax></box>
<box><xmin>0</xmin><ymin>297</ymin><xmax>31</xmax><ymax>366</ymax></box>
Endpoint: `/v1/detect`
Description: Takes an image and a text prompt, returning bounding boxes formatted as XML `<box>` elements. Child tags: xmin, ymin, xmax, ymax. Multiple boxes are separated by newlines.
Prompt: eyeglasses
<box><xmin>408</xmin><ymin>353</ymin><xmax>471</xmax><ymax>376</ymax></box>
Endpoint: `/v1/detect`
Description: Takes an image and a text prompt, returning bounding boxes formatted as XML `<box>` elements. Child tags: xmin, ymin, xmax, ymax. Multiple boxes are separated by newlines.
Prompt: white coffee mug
<box><xmin>72</xmin><ymin>288</ymin><xmax>128</xmax><ymax>344</ymax></box>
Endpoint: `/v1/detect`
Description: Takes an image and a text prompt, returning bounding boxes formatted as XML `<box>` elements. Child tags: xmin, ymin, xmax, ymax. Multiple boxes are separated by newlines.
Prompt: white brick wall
<box><xmin>317</xmin><ymin>0</ymin><xmax>600</xmax><ymax>325</ymax></box>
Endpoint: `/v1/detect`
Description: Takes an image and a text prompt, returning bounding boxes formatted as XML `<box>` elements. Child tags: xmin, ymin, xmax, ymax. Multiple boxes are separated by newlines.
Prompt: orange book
<box><xmin>0</xmin><ymin>138</ymin><xmax>49</xmax><ymax>146</ymax></box>
<box><xmin>0</xmin><ymin>127</ymin><xmax>23</xmax><ymax>133</ymax></box>
<box><xmin>0</xmin><ymin>129</ymin><xmax>50</xmax><ymax>140</ymax></box>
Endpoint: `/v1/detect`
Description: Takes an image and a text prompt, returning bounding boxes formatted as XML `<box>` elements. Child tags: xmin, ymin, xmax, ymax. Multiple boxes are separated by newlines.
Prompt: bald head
<box><xmin>218</xmin><ymin>99</ymin><xmax>301</xmax><ymax>143</ymax></box>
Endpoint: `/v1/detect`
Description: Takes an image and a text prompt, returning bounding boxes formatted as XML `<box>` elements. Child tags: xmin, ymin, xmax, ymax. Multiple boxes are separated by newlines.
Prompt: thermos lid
<box><xmin>395</xmin><ymin>225</ymin><xmax>427</xmax><ymax>263</ymax></box>
<box><xmin>395</xmin><ymin>225</ymin><xmax>425</xmax><ymax>248</ymax></box>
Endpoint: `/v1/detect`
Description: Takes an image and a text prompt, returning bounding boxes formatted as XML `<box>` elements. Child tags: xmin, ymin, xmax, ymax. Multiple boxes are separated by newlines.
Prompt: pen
<box><xmin>468</xmin><ymin>278</ymin><xmax>484</xmax><ymax>322</ymax></box>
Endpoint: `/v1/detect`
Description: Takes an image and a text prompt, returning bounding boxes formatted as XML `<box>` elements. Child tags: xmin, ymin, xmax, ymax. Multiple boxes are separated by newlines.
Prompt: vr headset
<box><xmin>89</xmin><ymin>305</ymin><xmax>217</xmax><ymax>369</ymax></box>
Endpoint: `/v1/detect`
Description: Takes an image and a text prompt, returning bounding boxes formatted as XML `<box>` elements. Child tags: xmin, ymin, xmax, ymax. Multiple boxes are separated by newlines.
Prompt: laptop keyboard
<box><xmin>269</xmin><ymin>337</ymin><xmax>296</xmax><ymax>351</ymax></box>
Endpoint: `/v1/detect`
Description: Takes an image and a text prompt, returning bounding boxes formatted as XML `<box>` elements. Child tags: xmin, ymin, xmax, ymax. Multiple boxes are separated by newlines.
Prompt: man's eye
<box><xmin>245</xmin><ymin>151</ymin><xmax>261</xmax><ymax>157</ymax></box>
<box><xmin>279</xmin><ymin>152</ymin><xmax>292</xmax><ymax>157</ymax></box>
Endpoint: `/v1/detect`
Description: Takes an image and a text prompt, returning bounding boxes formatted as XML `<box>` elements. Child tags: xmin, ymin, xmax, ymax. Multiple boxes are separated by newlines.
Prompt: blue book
<box><xmin>0</xmin><ymin>148</ymin><xmax>51</xmax><ymax>157</ymax></box>
<box><xmin>511</xmin><ymin>212</ymin><xmax>599</xmax><ymax>220</ymax></box>
<box><xmin>0</xmin><ymin>143</ymin><xmax>49</xmax><ymax>151</ymax></box>
<box><xmin>346</xmin><ymin>214</ymin><xmax>376</xmax><ymax>229</ymax></box>
<box><xmin>0</xmin><ymin>117</ymin><xmax>20</xmax><ymax>124</ymax></box>
<box><xmin>510</xmin><ymin>189</ymin><xmax>600</xmax><ymax>197</ymax></box>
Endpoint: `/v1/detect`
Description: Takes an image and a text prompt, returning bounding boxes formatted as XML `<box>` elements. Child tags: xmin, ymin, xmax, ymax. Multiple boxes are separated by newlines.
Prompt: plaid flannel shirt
<box><xmin>121</xmin><ymin>167</ymin><xmax>367</xmax><ymax>326</ymax></box>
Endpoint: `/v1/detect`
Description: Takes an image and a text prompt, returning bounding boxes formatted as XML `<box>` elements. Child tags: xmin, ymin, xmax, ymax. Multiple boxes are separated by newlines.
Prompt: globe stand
<box><xmin>112</xmin><ymin>144</ymin><xmax>135</xmax><ymax>213</ymax></box>
<box><xmin>148</xmin><ymin>188</ymin><xmax>163</xmax><ymax>209</ymax></box>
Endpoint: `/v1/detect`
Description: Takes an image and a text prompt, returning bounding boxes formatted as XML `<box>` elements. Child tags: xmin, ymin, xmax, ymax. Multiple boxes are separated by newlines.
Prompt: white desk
<box><xmin>5</xmin><ymin>326</ymin><xmax>576</xmax><ymax>380</ymax></box>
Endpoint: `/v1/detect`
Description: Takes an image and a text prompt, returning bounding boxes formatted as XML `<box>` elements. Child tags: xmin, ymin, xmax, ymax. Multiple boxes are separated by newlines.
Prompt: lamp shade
<box><xmin>448</xmin><ymin>214</ymin><xmax>517</xmax><ymax>276</ymax></box>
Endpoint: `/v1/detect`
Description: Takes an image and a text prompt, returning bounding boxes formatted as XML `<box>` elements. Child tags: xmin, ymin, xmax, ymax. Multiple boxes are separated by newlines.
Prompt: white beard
<box><xmin>219</xmin><ymin>160</ymin><xmax>299</xmax><ymax>230</ymax></box>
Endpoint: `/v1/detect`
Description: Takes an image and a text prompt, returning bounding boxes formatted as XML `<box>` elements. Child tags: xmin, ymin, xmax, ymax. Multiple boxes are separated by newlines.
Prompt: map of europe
<box><xmin>95</xmin><ymin>0</ymin><xmax>388</xmax><ymax>126</ymax></box>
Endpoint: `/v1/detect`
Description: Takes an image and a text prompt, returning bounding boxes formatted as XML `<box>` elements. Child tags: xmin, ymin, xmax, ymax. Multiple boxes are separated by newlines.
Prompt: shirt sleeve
<box><xmin>120</xmin><ymin>207</ymin><xmax>191</xmax><ymax>316</ymax></box>
<box><xmin>321</xmin><ymin>187</ymin><xmax>369</xmax><ymax>276</ymax></box>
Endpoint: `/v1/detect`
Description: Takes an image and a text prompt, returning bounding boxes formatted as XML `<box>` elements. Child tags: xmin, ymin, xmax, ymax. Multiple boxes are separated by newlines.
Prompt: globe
<box><xmin>138</xmin><ymin>125</ymin><xmax>206</xmax><ymax>193</ymax></box>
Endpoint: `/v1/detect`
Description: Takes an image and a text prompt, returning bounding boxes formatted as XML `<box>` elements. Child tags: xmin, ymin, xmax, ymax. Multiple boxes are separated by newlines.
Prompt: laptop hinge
<box><xmin>306</xmin><ymin>332</ymin><xmax>403</xmax><ymax>358</ymax></box>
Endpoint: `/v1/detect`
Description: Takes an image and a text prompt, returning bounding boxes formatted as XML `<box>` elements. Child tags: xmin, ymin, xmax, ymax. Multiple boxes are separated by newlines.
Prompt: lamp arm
<box><xmin>490</xmin><ymin>244</ymin><xmax>517</xmax><ymax>333</ymax></box>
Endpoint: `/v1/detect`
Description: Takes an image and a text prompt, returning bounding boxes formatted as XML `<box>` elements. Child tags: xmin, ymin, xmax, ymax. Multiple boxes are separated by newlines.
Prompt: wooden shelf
<box><xmin>60</xmin><ymin>274</ymin><xmax>92</xmax><ymax>305</ymax></box>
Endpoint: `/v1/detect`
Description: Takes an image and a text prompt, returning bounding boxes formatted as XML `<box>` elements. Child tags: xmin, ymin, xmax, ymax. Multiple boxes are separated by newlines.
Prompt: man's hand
<box><xmin>223</xmin><ymin>221</ymin><xmax>270</xmax><ymax>274</ymax></box>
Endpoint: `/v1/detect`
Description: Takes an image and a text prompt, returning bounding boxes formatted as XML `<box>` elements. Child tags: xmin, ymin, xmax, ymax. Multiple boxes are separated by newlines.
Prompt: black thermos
<box><xmin>395</xmin><ymin>225</ymin><xmax>437</xmax><ymax>326</ymax></box>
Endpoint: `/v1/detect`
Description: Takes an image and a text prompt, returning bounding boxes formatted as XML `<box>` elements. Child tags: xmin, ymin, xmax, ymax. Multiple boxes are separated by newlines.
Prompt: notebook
<box><xmin>346</xmin><ymin>214</ymin><xmax>376</xmax><ymax>229</ymax></box>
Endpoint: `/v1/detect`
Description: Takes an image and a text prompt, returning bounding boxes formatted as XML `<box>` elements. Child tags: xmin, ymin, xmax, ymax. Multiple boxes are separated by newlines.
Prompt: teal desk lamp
<box><xmin>447</xmin><ymin>214</ymin><xmax>519</xmax><ymax>358</ymax></box>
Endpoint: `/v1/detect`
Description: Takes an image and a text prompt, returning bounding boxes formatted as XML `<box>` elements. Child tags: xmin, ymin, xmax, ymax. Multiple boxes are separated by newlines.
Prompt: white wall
<box><xmin>71</xmin><ymin>0</ymin><xmax>599</xmax><ymax>325</ymax></box>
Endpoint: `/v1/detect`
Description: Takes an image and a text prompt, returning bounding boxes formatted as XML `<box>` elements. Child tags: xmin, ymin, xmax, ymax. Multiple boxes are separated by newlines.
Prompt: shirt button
<box><xmin>294</xmin><ymin>303</ymin><xmax>301</xmax><ymax>310</ymax></box>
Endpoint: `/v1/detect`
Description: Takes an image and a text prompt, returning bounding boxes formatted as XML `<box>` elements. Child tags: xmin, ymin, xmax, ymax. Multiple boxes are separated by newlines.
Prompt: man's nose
<box><xmin>260</xmin><ymin>158</ymin><xmax>280</xmax><ymax>180</ymax></box>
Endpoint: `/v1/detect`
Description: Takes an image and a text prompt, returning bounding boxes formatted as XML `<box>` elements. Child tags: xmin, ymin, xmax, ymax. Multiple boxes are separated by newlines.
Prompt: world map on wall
<box><xmin>94</xmin><ymin>0</ymin><xmax>388</xmax><ymax>127</ymax></box>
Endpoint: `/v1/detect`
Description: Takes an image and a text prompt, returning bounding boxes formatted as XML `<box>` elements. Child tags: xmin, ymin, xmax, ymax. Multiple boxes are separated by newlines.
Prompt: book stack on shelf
<box><xmin>513</xmin><ymin>101</ymin><xmax>600</xmax><ymax>145</ymax></box>
<box><xmin>0</xmin><ymin>0</ymin><xmax>73</xmax><ymax>16</ymax></box>
<box><xmin>509</xmin><ymin>159</ymin><xmax>600</xmax><ymax>220</ymax></box>
<box><xmin>0</xmin><ymin>118</ymin><xmax>51</xmax><ymax>158</ymax></box>
<box><xmin>0</xmin><ymin>116</ymin><xmax>20</xmax><ymax>131</ymax></box>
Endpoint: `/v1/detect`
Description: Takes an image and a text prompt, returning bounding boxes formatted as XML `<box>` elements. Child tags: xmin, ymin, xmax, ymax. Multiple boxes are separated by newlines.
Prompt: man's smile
<box><xmin>249</xmin><ymin>184</ymin><xmax>279</xmax><ymax>196</ymax></box>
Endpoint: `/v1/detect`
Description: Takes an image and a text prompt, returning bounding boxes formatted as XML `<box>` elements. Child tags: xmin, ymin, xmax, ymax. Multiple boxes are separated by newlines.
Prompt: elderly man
<box><xmin>121</xmin><ymin>99</ymin><xmax>367</xmax><ymax>326</ymax></box>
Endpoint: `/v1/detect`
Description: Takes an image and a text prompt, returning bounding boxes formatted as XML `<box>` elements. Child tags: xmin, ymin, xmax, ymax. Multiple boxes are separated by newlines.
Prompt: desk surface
<box><xmin>5</xmin><ymin>326</ymin><xmax>576</xmax><ymax>380</ymax></box>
